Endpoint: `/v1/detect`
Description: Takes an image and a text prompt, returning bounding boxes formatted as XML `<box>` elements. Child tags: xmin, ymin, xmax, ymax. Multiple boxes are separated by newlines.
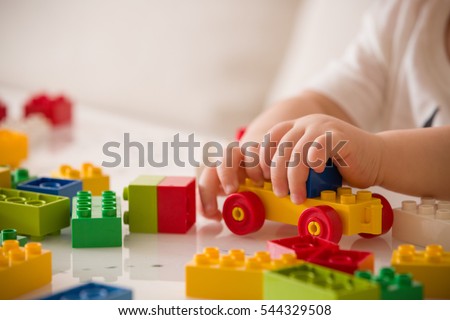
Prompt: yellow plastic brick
<box><xmin>185</xmin><ymin>247</ymin><xmax>301</xmax><ymax>299</ymax></box>
<box><xmin>0</xmin><ymin>240</ymin><xmax>52</xmax><ymax>299</ymax></box>
<box><xmin>0</xmin><ymin>130</ymin><xmax>28</xmax><ymax>168</ymax></box>
<box><xmin>391</xmin><ymin>244</ymin><xmax>450</xmax><ymax>299</ymax></box>
<box><xmin>52</xmin><ymin>163</ymin><xmax>109</xmax><ymax>196</ymax></box>
<box><xmin>0</xmin><ymin>166</ymin><xmax>11</xmax><ymax>188</ymax></box>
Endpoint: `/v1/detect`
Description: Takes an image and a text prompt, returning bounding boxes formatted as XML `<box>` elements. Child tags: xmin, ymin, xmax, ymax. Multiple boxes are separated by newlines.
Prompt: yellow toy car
<box><xmin>222</xmin><ymin>167</ymin><xmax>393</xmax><ymax>243</ymax></box>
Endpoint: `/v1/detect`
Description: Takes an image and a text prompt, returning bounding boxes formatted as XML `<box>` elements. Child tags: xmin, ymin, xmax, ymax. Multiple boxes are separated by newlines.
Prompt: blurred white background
<box><xmin>0</xmin><ymin>0</ymin><xmax>373</xmax><ymax>139</ymax></box>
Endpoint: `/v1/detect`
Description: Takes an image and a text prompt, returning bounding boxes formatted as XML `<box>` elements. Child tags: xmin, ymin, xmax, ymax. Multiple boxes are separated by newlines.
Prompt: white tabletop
<box><xmin>0</xmin><ymin>84</ymin><xmax>419</xmax><ymax>300</ymax></box>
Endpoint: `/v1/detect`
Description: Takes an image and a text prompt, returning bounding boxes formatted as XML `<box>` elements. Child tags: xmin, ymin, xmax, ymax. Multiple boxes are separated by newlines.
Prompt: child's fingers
<box><xmin>259</xmin><ymin>121</ymin><xmax>294</xmax><ymax>180</ymax></box>
<box><xmin>243</xmin><ymin>143</ymin><xmax>264</xmax><ymax>186</ymax></box>
<box><xmin>287</xmin><ymin>131</ymin><xmax>319</xmax><ymax>204</ymax></box>
<box><xmin>217</xmin><ymin>144</ymin><xmax>242</xmax><ymax>195</ymax></box>
<box><xmin>307</xmin><ymin>133</ymin><xmax>328</xmax><ymax>173</ymax></box>
<box><xmin>270</xmin><ymin>127</ymin><xmax>305</xmax><ymax>198</ymax></box>
<box><xmin>198</xmin><ymin>167</ymin><xmax>223</xmax><ymax>220</ymax></box>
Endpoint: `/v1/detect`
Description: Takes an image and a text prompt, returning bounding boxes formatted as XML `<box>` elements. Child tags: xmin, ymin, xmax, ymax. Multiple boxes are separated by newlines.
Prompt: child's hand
<box><xmin>197</xmin><ymin>130</ymin><xmax>266</xmax><ymax>221</ymax></box>
<box><xmin>198</xmin><ymin>113</ymin><xmax>384</xmax><ymax>220</ymax></box>
<box><xmin>260</xmin><ymin>114</ymin><xmax>384</xmax><ymax>204</ymax></box>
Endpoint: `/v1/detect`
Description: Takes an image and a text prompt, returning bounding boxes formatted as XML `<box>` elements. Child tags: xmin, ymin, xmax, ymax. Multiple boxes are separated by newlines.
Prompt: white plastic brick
<box><xmin>393</xmin><ymin>198</ymin><xmax>450</xmax><ymax>250</ymax></box>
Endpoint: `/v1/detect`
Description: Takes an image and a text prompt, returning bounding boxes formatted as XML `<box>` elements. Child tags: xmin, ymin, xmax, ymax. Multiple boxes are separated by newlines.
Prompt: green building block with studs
<box><xmin>122</xmin><ymin>175</ymin><xmax>164</xmax><ymax>233</ymax></box>
<box><xmin>263</xmin><ymin>262</ymin><xmax>380</xmax><ymax>300</ymax></box>
<box><xmin>72</xmin><ymin>191</ymin><xmax>122</xmax><ymax>248</ymax></box>
<box><xmin>0</xmin><ymin>188</ymin><xmax>70</xmax><ymax>240</ymax></box>
<box><xmin>0</xmin><ymin>229</ymin><xmax>27</xmax><ymax>246</ymax></box>
<box><xmin>11</xmin><ymin>168</ymin><xmax>36</xmax><ymax>188</ymax></box>
<box><xmin>355</xmin><ymin>267</ymin><xmax>423</xmax><ymax>300</ymax></box>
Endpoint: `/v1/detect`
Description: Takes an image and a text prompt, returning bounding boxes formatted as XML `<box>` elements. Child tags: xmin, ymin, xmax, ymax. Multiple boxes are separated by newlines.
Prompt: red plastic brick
<box><xmin>235</xmin><ymin>127</ymin><xmax>246</xmax><ymax>141</ymax></box>
<box><xmin>24</xmin><ymin>94</ymin><xmax>72</xmax><ymax>126</ymax></box>
<box><xmin>267</xmin><ymin>234</ymin><xmax>373</xmax><ymax>274</ymax></box>
<box><xmin>308</xmin><ymin>247</ymin><xmax>374</xmax><ymax>274</ymax></box>
<box><xmin>0</xmin><ymin>100</ymin><xmax>7</xmax><ymax>122</ymax></box>
<box><xmin>157</xmin><ymin>176</ymin><xmax>196</xmax><ymax>233</ymax></box>
<box><xmin>267</xmin><ymin>234</ymin><xmax>338</xmax><ymax>260</ymax></box>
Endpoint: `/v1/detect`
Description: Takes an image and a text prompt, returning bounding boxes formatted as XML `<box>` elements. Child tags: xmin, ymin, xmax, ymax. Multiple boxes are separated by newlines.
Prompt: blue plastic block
<box><xmin>17</xmin><ymin>177</ymin><xmax>82</xmax><ymax>205</ymax></box>
<box><xmin>42</xmin><ymin>282</ymin><xmax>133</xmax><ymax>300</ymax></box>
<box><xmin>306</xmin><ymin>160</ymin><xmax>342</xmax><ymax>198</ymax></box>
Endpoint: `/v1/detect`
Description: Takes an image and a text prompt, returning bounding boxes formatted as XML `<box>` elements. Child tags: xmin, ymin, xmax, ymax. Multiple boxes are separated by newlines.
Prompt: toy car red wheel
<box><xmin>222</xmin><ymin>191</ymin><xmax>265</xmax><ymax>235</ymax></box>
<box><xmin>359</xmin><ymin>193</ymin><xmax>394</xmax><ymax>239</ymax></box>
<box><xmin>297</xmin><ymin>205</ymin><xmax>342</xmax><ymax>243</ymax></box>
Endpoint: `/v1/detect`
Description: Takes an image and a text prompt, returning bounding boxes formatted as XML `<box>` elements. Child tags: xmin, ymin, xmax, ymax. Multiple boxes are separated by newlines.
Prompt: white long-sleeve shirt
<box><xmin>307</xmin><ymin>0</ymin><xmax>450</xmax><ymax>132</ymax></box>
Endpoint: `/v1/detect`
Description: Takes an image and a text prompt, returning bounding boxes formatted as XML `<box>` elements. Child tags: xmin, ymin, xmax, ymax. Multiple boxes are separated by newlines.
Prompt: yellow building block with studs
<box><xmin>391</xmin><ymin>244</ymin><xmax>450</xmax><ymax>299</ymax></box>
<box><xmin>185</xmin><ymin>247</ymin><xmax>301</xmax><ymax>299</ymax></box>
<box><xmin>0</xmin><ymin>166</ymin><xmax>11</xmax><ymax>188</ymax></box>
<box><xmin>52</xmin><ymin>163</ymin><xmax>109</xmax><ymax>196</ymax></box>
<box><xmin>0</xmin><ymin>240</ymin><xmax>52</xmax><ymax>299</ymax></box>
<box><xmin>0</xmin><ymin>129</ymin><xmax>28</xmax><ymax>168</ymax></box>
<box><xmin>238</xmin><ymin>179</ymin><xmax>382</xmax><ymax>236</ymax></box>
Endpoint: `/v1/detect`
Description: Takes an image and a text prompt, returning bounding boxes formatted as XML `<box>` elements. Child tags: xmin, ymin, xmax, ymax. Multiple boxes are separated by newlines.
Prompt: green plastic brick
<box><xmin>355</xmin><ymin>267</ymin><xmax>423</xmax><ymax>300</ymax></box>
<box><xmin>11</xmin><ymin>168</ymin><xmax>36</xmax><ymax>188</ymax></box>
<box><xmin>0</xmin><ymin>229</ymin><xmax>27</xmax><ymax>246</ymax></box>
<box><xmin>123</xmin><ymin>175</ymin><xmax>164</xmax><ymax>233</ymax></box>
<box><xmin>264</xmin><ymin>262</ymin><xmax>380</xmax><ymax>300</ymax></box>
<box><xmin>0</xmin><ymin>188</ymin><xmax>70</xmax><ymax>240</ymax></box>
<box><xmin>72</xmin><ymin>191</ymin><xmax>122</xmax><ymax>248</ymax></box>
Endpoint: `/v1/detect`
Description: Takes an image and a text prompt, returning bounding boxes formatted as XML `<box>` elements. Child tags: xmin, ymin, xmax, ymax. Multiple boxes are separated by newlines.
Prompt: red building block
<box><xmin>235</xmin><ymin>127</ymin><xmax>246</xmax><ymax>141</ymax></box>
<box><xmin>0</xmin><ymin>100</ymin><xmax>7</xmax><ymax>122</ymax></box>
<box><xmin>157</xmin><ymin>176</ymin><xmax>196</xmax><ymax>233</ymax></box>
<box><xmin>267</xmin><ymin>234</ymin><xmax>373</xmax><ymax>274</ymax></box>
<box><xmin>308</xmin><ymin>247</ymin><xmax>374</xmax><ymax>274</ymax></box>
<box><xmin>267</xmin><ymin>235</ymin><xmax>338</xmax><ymax>260</ymax></box>
<box><xmin>23</xmin><ymin>94</ymin><xmax>72</xmax><ymax>126</ymax></box>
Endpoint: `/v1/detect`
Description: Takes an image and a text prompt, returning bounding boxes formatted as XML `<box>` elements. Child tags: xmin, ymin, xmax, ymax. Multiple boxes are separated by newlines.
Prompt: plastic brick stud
<box><xmin>0</xmin><ymin>241</ymin><xmax>52</xmax><ymax>299</ymax></box>
<box><xmin>123</xmin><ymin>175</ymin><xmax>165</xmax><ymax>233</ymax></box>
<box><xmin>263</xmin><ymin>262</ymin><xmax>379</xmax><ymax>300</ymax></box>
<box><xmin>0</xmin><ymin>129</ymin><xmax>28</xmax><ymax>168</ymax></box>
<box><xmin>0</xmin><ymin>188</ymin><xmax>70</xmax><ymax>240</ymax></box>
<box><xmin>186</xmin><ymin>247</ymin><xmax>301</xmax><ymax>299</ymax></box>
<box><xmin>80</xmin><ymin>163</ymin><xmax>110</xmax><ymax>196</ymax></box>
<box><xmin>393</xmin><ymin>198</ymin><xmax>450</xmax><ymax>250</ymax></box>
<box><xmin>391</xmin><ymin>244</ymin><xmax>450</xmax><ymax>299</ymax></box>
<box><xmin>10</xmin><ymin>168</ymin><xmax>36</xmax><ymax>188</ymax></box>
<box><xmin>42</xmin><ymin>282</ymin><xmax>132</xmax><ymax>300</ymax></box>
<box><xmin>157</xmin><ymin>176</ymin><xmax>196</xmax><ymax>233</ymax></box>
<box><xmin>0</xmin><ymin>166</ymin><xmax>11</xmax><ymax>188</ymax></box>
<box><xmin>355</xmin><ymin>267</ymin><xmax>423</xmax><ymax>299</ymax></box>
<box><xmin>72</xmin><ymin>191</ymin><xmax>122</xmax><ymax>248</ymax></box>
<box><xmin>23</xmin><ymin>93</ymin><xmax>72</xmax><ymax>126</ymax></box>
<box><xmin>0</xmin><ymin>229</ymin><xmax>27</xmax><ymax>246</ymax></box>
<box><xmin>52</xmin><ymin>163</ymin><xmax>109</xmax><ymax>196</ymax></box>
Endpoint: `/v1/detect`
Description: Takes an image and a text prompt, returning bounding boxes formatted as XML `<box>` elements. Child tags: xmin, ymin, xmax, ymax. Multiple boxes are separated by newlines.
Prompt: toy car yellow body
<box><xmin>223</xmin><ymin>177</ymin><xmax>393</xmax><ymax>243</ymax></box>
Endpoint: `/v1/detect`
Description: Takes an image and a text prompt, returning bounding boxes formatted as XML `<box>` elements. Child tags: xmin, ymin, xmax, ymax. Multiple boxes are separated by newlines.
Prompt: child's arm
<box><xmin>377</xmin><ymin>127</ymin><xmax>450</xmax><ymax>200</ymax></box>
